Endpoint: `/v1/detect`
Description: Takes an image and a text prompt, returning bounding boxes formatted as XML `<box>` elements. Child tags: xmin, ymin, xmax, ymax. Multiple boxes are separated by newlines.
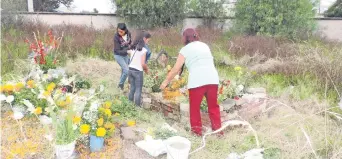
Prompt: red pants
<box><xmin>189</xmin><ymin>84</ymin><xmax>222</xmax><ymax>136</ymax></box>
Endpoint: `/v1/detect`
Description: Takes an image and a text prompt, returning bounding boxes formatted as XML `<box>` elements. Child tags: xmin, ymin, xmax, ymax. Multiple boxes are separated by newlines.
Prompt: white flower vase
<box><xmin>55</xmin><ymin>141</ymin><xmax>76</xmax><ymax>159</ymax></box>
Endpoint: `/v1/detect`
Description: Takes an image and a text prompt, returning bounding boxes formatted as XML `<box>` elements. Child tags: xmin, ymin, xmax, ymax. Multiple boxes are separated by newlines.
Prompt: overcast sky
<box><xmin>58</xmin><ymin>0</ymin><xmax>336</xmax><ymax>13</ymax></box>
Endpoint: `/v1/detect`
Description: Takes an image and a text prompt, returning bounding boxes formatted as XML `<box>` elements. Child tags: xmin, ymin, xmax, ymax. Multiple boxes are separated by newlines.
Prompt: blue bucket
<box><xmin>90</xmin><ymin>135</ymin><xmax>104</xmax><ymax>152</ymax></box>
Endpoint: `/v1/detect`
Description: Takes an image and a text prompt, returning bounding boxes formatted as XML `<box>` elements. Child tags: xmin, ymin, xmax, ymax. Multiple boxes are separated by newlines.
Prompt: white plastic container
<box><xmin>165</xmin><ymin>136</ymin><xmax>191</xmax><ymax>159</ymax></box>
<box><xmin>55</xmin><ymin>141</ymin><xmax>75</xmax><ymax>159</ymax></box>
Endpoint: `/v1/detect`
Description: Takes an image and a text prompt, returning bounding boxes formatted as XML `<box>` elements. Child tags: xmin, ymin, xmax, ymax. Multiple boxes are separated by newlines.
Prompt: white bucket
<box><xmin>165</xmin><ymin>136</ymin><xmax>191</xmax><ymax>159</ymax></box>
<box><xmin>55</xmin><ymin>141</ymin><xmax>76</xmax><ymax>159</ymax></box>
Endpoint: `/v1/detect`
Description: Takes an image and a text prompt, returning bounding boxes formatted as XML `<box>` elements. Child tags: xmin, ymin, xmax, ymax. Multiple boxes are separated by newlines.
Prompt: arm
<box><xmin>141</xmin><ymin>51</ymin><xmax>149</xmax><ymax>74</ymax></box>
<box><xmin>114</xmin><ymin>36</ymin><xmax>128</xmax><ymax>56</ymax></box>
<box><xmin>160</xmin><ymin>54</ymin><xmax>185</xmax><ymax>89</ymax></box>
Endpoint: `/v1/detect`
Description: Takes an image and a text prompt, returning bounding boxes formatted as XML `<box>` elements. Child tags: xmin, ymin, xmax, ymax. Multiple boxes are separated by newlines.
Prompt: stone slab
<box><xmin>246</xmin><ymin>87</ymin><xmax>266</xmax><ymax>94</ymax></box>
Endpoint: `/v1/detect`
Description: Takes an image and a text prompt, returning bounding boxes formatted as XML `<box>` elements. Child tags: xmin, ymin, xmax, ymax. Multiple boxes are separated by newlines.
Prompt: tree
<box><xmin>1</xmin><ymin>0</ymin><xmax>27</xmax><ymax>11</ymax></box>
<box><xmin>234</xmin><ymin>0</ymin><xmax>317</xmax><ymax>38</ymax></box>
<box><xmin>324</xmin><ymin>0</ymin><xmax>342</xmax><ymax>17</ymax></box>
<box><xmin>114</xmin><ymin>0</ymin><xmax>186</xmax><ymax>29</ymax></box>
<box><xmin>186</xmin><ymin>0</ymin><xmax>227</xmax><ymax>28</ymax></box>
<box><xmin>33</xmin><ymin>0</ymin><xmax>74</xmax><ymax>12</ymax></box>
<box><xmin>93</xmin><ymin>8</ymin><xmax>99</xmax><ymax>13</ymax></box>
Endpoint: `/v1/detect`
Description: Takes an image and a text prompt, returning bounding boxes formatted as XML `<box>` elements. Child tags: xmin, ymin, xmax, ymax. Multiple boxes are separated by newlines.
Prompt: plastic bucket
<box><xmin>90</xmin><ymin>135</ymin><xmax>104</xmax><ymax>152</ymax></box>
<box><xmin>165</xmin><ymin>136</ymin><xmax>191</xmax><ymax>159</ymax></box>
<box><xmin>55</xmin><ymin>141</ymin><xmax>75</xmax><ymax>159</ymax></box>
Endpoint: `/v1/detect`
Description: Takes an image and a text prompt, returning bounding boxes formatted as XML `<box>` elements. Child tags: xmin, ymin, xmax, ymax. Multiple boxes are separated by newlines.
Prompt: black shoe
<box><xmin>118</xmin><ymin>84</ymin><xmax>124</xmax><ymax>90</ymax></box>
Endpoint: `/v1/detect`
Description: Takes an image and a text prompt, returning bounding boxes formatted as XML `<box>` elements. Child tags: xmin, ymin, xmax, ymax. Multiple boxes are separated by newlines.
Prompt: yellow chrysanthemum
<box><xmin>43</xmin><ymin>91</ymin><xmax>51</xmax><ymax>97</ymax></box>
<box><xmin>167</xmin><ymin>65</ymin><xmax>172</xmax><ymax>71</ymax></box>
<box><xmin>80</xmin><ymin>124</ymin><xmax>90</xmax><ymax>134</ymax></box>
<box><xmin>234</xmin><ymin>66</ymin><xmax>242</xmax><ymax>71</ymax></box>
<box><xmin>3</xmin><ymin>84</ymin><xmax>14</xmax><ymax>92</ymax></box>
<box><xmin>104</xmin><ymin>109</ymin><xmax>112</xmax><ymax>117</ymax></box>
<box><xmin>73</xmin><ymin>116</ymin><xmax>81</xmax><ymax>124</ymax></box>
<box><xmin>15</xmin><ymin>82</ymin><xmax>25</xmax><ymax>92</ymax></box>
<box><xmin>34</xmin><ymin>107</ymin><xmax>42</xmax><ymax>115</ymax></box>
<box><xmin>57</xmin><ymin>100</ymin><xmax>67</xmax><ymax>107</ymax></box>
<box><xmin>65</xmin><ymin>96</ymin><xmax>71</xmax><ymax>105</ymax></box>
<box><xmin>127</xmin><ymin>120</ymin><xmax>136</xmax><ymax>127</ymax></box>
<box><xmin>0</xmin><ymin>85</ymin><xmax>3</xmax><ymax>92</ymax></box>
<box><xmin>96</xmin><ymin>127</ymin><xmax>106</xmax><ymax>137</ymax></box>
<box><xmin>27</xmin><ymin>80</ymin><xmax>35</xmax><ymax>88</ymax></box>
<box><xmin>99</xmin><ymin>107</ymin><xmax>105</xmax><ymax>112</ymax></box>
<box><xmin>46</xmin><ymin>82</ymin><xmax>56</xmax><ymax>92</ymax></box>
<box><xmin>104</xmin><ymin>122</ymin><xmax>115</xmax><ymax>129</ymax></box>
<box><xmin>97</xmin><ymin>118</ymin><xmax>104</xmax><ymax>126</ymax></box>
<box><xmin>104</xmin><ymin>101</ymin><xmax>112</xmax><ymax>109</ymax></box>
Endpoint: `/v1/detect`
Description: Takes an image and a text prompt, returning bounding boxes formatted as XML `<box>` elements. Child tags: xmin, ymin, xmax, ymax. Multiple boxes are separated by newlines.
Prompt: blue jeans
<box><xmin>128</xmin><ymin>69</ymin><xmax>143</xmax><ymax>106</ymax></box>
<box><xmin>114</xmin><ymin>55</ymin><xmax>129</xmax><ymax>86</ymax></box>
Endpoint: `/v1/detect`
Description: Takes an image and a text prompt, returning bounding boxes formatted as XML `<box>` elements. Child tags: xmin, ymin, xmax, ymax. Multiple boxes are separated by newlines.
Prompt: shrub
<box><xmin>234</xmin><ymin>0</ymin><xmax>317</xmax><ymax>39</ymax></box>
<box><xmin>114</xmin><ymin>0</ymin><xmax>186</xmax><ymax>28</ymax></box>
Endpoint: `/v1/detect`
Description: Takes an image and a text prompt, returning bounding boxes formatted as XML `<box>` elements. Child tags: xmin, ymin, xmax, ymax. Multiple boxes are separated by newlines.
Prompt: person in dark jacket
<box><xmin>114</xmin><ymin>23</ymin><xmax>132</xmax><ymax>90</ymax></box>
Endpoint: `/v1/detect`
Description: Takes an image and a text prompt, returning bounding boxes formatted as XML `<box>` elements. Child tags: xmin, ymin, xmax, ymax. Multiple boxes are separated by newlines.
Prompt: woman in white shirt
<box><xmin>128</xmin><ymin>31</ymin><xmax>151</xmax><ymax>106</ymax></box>
<box><xmin>160</xmin><ymin>28</ymin><xmax>222</xmax><ymax>136</ymax></box>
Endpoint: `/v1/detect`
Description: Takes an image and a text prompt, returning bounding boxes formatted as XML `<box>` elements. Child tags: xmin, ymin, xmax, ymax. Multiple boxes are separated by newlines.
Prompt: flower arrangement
<box><xmin>52</xmin><ymin>108</ymin><xmax>80</xmax><ymax>145</ymax></box>
<box><xmin>162</xmin><ymin>77</ymin><xmax>186</xmax><ymax>102</ymax></box>
<box><xmin>0</xmin><ymin>52</ymin><xmax>123</xmax><ymax>156</ymax></box>
<box><xmin>80</xmin><ymin>100</ymin><xmax>115</xmax><ymax>138</ymax></box>
<box><xmin>25</xmin><ymin>30</ymin><xmax>63</xmax><ymax>72</ymax></box>
<box><xmin>156</xmin><ymin>65</ymin><xmax>255</xmax><ymax>112</ymax></box>
<box><xmin>144</xmin><ymin>68</ymin><xmax>168</xmax><ymax>92</ymax></box>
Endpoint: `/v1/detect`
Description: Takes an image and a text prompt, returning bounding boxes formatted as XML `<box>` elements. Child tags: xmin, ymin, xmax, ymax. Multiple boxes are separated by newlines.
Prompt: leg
<box><xmin>189</xmin><ymin>86</ymin><xmax>206</xmax><ymax>136</ymax></box>
<box><xmin>205</xmin><ymin>84</ymin><xmax>222</xmax><ymax>133</ymax></box>
<box><xmin>114</xmin><ymin>55</ymin><xmax>129</xmax><ymax>89</ymax></box>
<box><xmin>134</xmin><ymin>71</ymin><xmax>143</xmax><ymax>106</ymax></box>
<box><xmin>128</xmin><ymin>71</ymin><xmax>136</xmax><ymax>103</ymax></box>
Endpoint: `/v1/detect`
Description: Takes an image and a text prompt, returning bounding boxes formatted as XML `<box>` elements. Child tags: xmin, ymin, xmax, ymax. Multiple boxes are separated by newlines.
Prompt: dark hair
<box><xmin>117</xmin><ymin>23</ymin><xmax>128</xmax><ymax>33</ymax></box>
<box><xmin>131</xmin><ymin>31</ymin><xmax>151</xmax><ymax>51</ymax></box>
<box><xmin>182</xmin><ymin>28</ymin><xmax>199</xmax><ymax>45</ymax></box>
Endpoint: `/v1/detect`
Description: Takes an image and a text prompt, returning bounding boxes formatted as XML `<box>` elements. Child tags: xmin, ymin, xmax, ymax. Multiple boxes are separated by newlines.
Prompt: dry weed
<box><xmin>64</xmin><ymin>57</ymin><xmax>122</xmax><ymax>96</ymax></box>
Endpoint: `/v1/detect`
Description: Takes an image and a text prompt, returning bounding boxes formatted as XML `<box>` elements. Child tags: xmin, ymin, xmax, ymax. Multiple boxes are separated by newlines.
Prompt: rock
<box><xmin>221</xmin><ymin>99</ymin><xmax>236</xmax><ymax>111</ymax></box>
<box><xmin>220</xmin><ymin>105</ymin><xmax>224</xmax><ymax>112</ymax></box>
<box><xmin>142</xmin><ymin>87</ymin><xmax>152</xmax><ymax>94</ymax></box>
<box><xmin>222</xmin><ymin>111</ymin><xmax>239</xmax><ymax>121</ymax></box>
<box><xmin>157</xmin><ymin>53</ymin><xmax>168</xmax><ymax>68</ymax></box>
<box><xmin>168</xmin><ymin>113</ymin><xmax>174</xmax><ymax>119</ymax></box>
<box><xmin>220</xmin><ymin>111</ymin><xmax>227</xmax><ymax>118</ymax></box>
<box><xmin>238</xmin><ymin>99</ymin><xmax>267</xmax><ymax>121</ymax></box>
<box><xmin>120</xmin><ymin>127</ymin><xmax>141</xmax><ymax>141</ymax></box>
<box><xmin>180</xmin><ymin>116</ymin><xmax>190</xmax><ymax>125</ymax></box>
<box><xmin>235</xmin><ymin>98</ymin><xmax>247</xmax><ymax>106</ymax></box>
<box><xmin>241</xmin><ymin>93</ymin><xmax>267</xmax><ymax>104</ymax></box>
<box><xmin>246</xmin><ymin>87</ymin><xmax>266</xmax><ymax>94</ymax></box>
<box><xmin>142</xmin><ymin>98</ymin><xmax>152</xmax><ymax>109</ymax></box>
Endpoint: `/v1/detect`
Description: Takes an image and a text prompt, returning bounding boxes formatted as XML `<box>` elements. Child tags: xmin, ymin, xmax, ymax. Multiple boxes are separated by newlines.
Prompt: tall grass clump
<box><xmin>228</xmin><ymin>35</ymin><xmax>342</xmax><ymax>105</ymax></box>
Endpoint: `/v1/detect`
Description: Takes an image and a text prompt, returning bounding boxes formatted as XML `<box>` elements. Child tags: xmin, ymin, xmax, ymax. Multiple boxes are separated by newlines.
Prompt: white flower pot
<box><xmin>55</xmin><ymin>141</ymin><xmax>76</xmax><ymax>159</ymax></box>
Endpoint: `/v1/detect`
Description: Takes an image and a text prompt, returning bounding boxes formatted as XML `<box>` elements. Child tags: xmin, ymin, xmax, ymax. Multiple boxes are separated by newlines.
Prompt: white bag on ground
<box><xmin>135</xmin><ymin>139</ymin><xmax>167</xmax><ymax>157</ymax></box>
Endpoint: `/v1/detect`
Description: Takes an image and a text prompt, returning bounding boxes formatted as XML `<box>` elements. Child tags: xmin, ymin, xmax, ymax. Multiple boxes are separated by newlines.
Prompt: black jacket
<box><xmin>113</xmin><ymin>31</ymin><xmax>132</xmax><ymax>56</ymax></box>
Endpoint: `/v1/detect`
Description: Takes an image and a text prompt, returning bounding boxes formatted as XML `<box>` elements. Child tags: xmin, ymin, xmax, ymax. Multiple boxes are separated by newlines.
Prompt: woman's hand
<box><xmin>160</xmin><ymin>80</ymin><xmax>169</xmax><ymax>90</ymax></box>
<box><xmin>144</xmin><ymin>67</ymin><xmax>149</xmax><ymax>74</ymax></box>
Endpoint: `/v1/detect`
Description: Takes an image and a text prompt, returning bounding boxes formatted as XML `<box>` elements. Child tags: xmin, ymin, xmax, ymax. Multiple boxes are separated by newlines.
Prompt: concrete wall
<box><xmin>316</xmin><ymin>19</ymin><xmax>342</xmax><ymax>41</ymax></box>
<box><xmin>13</xmin><ymin>12</ymin><xmax>342</xmax><ymax>41</ymax></box>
